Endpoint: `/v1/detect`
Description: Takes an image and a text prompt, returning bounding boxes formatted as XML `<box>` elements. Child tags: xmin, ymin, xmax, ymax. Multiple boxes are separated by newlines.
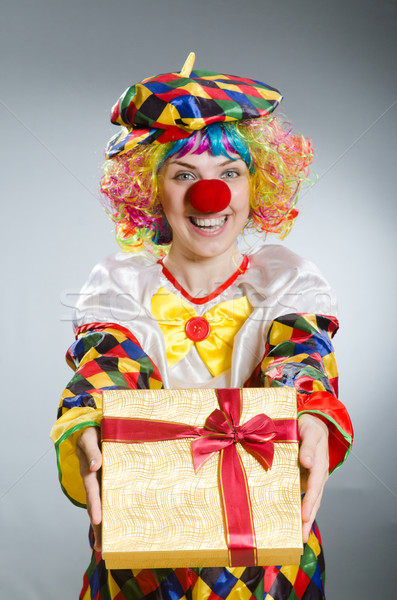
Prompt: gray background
<box><xmin>1</xmin><ymin>0</ymin><xmax>396</xmax><ymax>597</ymax></box>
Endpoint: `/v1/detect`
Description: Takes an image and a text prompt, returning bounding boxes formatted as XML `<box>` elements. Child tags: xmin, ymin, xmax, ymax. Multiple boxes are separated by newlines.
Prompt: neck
<box><xmin>163</xmin><ymin>246</ymin><xmax>243</xmax><ymax>298</ymax></box>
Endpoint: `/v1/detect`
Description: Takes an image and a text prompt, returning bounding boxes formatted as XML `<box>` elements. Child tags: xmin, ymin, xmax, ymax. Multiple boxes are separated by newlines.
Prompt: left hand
<box><xmin>298</xmin><ymin>413</ymin><xmax>329</xmax><ymax>543</ymax></box>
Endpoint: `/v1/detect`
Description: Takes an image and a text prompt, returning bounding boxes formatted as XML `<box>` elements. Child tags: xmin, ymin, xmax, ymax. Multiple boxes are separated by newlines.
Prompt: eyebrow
<box><xmin>168</xmin><ymin>157</ymin><xmax>241</xmax><ymax>169</ymax></box>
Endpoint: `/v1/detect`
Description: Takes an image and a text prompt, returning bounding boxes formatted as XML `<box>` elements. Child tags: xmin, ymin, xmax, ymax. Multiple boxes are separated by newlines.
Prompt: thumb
<box><xmin>299</xmin><ymin>440</ymin><xmax>314</xmax><ymax>469</ymax></box>
<box><xmin>299</xmin><ymin>416</ymin><xmax>317</xmax><ymax>469</ymax></box>
<box><xmin>77</xmin><ymin>427</ymin><xmax>102</xmax><ymax>471</ymax></box>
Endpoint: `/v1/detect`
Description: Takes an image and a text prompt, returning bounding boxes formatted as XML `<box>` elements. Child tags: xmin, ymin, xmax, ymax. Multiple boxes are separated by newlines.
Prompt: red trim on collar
<box><xmin>158</xmin><ymin>255</ymin><xmax>249</xmax><ymax>305</ymax></box>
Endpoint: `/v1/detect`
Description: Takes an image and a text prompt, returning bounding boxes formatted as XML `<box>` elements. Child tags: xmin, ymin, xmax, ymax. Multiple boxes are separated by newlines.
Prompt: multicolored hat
<box><xmin>106</xmin><ymin>53</ymin><xmax>283</xmax><ymax>159</ymax></box>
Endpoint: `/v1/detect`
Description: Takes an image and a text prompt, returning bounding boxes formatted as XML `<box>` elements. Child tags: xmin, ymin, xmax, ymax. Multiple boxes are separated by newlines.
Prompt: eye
<box><xmin>222</xmin><ymin>169</ymin><xmax>239</xmax><ymax>179</ymax></box>
<box><xmin>174</xmin><ymin>172</ymin><xmax>196</xmax><ymax>181</ymax></box>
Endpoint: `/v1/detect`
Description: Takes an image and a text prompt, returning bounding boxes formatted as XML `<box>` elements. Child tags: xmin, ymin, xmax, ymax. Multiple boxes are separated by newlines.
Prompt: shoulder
<box><xmin>242</xmin><ymin>244</ymin><xmax>337</xmax><ymax>317</ymax></box>
<box><xmin>79</xmin><ymin>251</ymin><xmax>160</xmax><ymax>295</ymax></box>
<box><xmin>248</xmin><ymin>244</ymin><xmax>322</xmax><ymax>276</ymax></box>
<box><xmin>73</xmin><ymin>251</ymin><xmax>161</xmax><ymax>328</ymax></box>
<box><xmin>86</xmin><ymin>251</ymin><xmax>158</xmax><ymax>283</ymax></box>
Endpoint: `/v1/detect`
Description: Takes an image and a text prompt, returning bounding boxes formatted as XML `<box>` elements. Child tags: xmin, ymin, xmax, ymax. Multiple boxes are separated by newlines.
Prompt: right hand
<box><xmin>76</xmin><ymin>427</ymin><xmax>103</xmax><ymax>551</ymax></box>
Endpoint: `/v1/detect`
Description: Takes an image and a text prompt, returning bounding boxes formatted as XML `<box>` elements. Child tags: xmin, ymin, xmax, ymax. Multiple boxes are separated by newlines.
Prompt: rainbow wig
<box><xmin>100</xmin><ymin>114</ymin><xmax>313</xmax><ymax>256</ymax></box>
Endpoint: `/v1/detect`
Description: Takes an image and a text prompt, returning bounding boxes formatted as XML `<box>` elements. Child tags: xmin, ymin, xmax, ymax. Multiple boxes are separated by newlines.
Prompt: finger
<box><xmin>77</xmin><ymin>427</ymin><xmax>102</xmax><ymax>472</ymax></box>
<box><xmin>299</xmin><ymin>443</ymin><xmax>321</xmax><ymax>522</ymax></box>
<box><xmin>299</xmin><ymin>466</ymin><xmax>308</xmax><ymax>493</ymax></box>
<box><xmin>299</xmin><ymin>418</ymin><xmax>328</xmax><ymax>519</ymax></box>
<box><xmin>299</xmin><ymin>423</ymin><xmax>321</xmax><ymax>470</ymax></box>
<box><xmin>302</xmin><ymin>471</ymin><xmax>327</xmax><ymax>522</ymax></box>
<box><xmin>298</xmin><ymin>414</ymin><xmax>328</xmax><ymax>470</ymax></box>
<box><xmin>302</xmin><ymin>520</ymin><xmax>312</xmax><ymax>544</ymax></box>
<box><xmin>301</xmin><ymin>463</ymin><xmax>328</xmax><ymax>522</ymax></box>
<box><xmin>302</xmin><ymin>487</ymin><xmax>325</xmax><ymax>543</ymax></box>
<box><xmin>85</xmin><ymin>469</ymin><xmax>102</xmax><ymax>526</ymax></box>
<box><xmin>299</xmin><ymin>445</ymin><xmax>314</xmax><ymax>469</ymax></box>
<box><xmin>92</xmin><ymin>523</ymin><xmax>102</xmax><ymax>552</ymax></box>
<box><xmin>76</xmin><ymin>428</ymin><xmax>103</xmax><ymax>530</ymax></box>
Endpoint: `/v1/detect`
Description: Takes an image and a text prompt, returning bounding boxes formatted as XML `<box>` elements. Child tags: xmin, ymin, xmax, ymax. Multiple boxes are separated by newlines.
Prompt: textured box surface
<box><xmin>102</xmin><ymin>387</ymin><xmax>302</xmax><ymax>569</ymax></box>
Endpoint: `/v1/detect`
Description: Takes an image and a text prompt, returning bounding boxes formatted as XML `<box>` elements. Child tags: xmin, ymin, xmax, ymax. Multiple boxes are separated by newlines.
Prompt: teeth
<box><xmin>190</xmin><ymin>216</ymin><xmax>227</xmax><ymax>228</ymax></box>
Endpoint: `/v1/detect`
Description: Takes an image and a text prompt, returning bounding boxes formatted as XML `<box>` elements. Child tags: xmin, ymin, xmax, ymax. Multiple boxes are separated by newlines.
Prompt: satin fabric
<box><xmin>106</xmin><ymin>52</ymin><xmax>283</xmax><ymax>158</ymax></box>
<box><xmin>73</xmin><ymin>245</ymin><xmax>338</xmax><ymax>390</ymax></box>
<box><xmin>151</xmin><ymin>288</ymin><xmax>252</xmax><ymax>376</ymax></box>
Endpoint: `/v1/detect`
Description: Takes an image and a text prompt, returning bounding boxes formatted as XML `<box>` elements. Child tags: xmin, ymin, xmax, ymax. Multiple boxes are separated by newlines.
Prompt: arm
<box><xmin>50</xmin><ymin>322</ymin><xmax>163</xmax><ymax>507</ymax></box>
<box><xmin>260</xmin><ymin>313</ymin><xmax>353</xmax><ymax>541</ymax></box>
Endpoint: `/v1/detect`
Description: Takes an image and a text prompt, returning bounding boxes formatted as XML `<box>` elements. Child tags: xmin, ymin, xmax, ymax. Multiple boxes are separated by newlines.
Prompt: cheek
<box><xmin>159</xmin><ymin>193</ymin><xmax>186</xmax><ymax>230</ymax></box>
<box><xmin>158</xmin><ymin>185</ymin><xmax>175</xmax><ymax>213</ymax></box>
<box><xmin>159</xmin><ymin>181</ymin><xmax>188</xmax><ymax>210</ymax></box>
<box><xmin>232</xmin><ymin>183</ymin><xmax>251</xmax><ymax>218</ymax></box>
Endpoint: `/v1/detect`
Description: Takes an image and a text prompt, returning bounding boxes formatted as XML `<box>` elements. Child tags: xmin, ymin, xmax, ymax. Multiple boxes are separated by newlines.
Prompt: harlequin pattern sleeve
<box><xmin>50</xmin><ymin>322</ymin><xmax>163</xmax><ymax>507</ymax></box>
<box><xmin>260</xmin><ymin>313</ymin><xmax>353</xmax><ymax>473</ymax></box>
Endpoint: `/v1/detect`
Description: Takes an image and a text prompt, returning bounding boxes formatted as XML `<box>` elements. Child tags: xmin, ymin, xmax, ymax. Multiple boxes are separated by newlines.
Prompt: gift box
<box><xmin>101</xmin><ymin>387</ymin><xmax>302</xmax><ymax>569</ymax></box>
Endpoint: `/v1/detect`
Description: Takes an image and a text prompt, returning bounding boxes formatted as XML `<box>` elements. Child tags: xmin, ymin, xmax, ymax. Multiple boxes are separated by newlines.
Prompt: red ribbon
<box><xmin>102</xmin><ymin>388</ymin><xmax>298</xmax><ymax>566</ymax></box>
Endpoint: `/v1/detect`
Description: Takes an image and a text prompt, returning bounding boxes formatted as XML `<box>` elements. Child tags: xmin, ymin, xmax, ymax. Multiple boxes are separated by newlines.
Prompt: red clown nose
<box><xmin>188</xmin><ymin>179</ymin><xmax>231</xmax><ymax>213</ymax></box>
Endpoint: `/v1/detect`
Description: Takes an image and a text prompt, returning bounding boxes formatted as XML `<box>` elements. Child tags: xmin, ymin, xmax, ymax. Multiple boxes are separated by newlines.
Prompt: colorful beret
<box><xmin>106</xmin><ymin>53</ymin><xmax>283</xmax><ymax>159</ymax></box>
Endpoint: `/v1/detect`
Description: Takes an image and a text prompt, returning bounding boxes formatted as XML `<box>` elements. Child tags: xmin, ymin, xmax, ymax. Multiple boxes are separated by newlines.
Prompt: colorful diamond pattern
<box><xmin>58</xmin><ymin>323</ymin><xmax>163</xmax><ymax>419</ymax></box>
<box><xmin>79</xmin><ymin>524</ymin><xmax>325</xmax><ymax>599</ymax></box>
<box><xmin>106</xmin><ymin>69</ymin><xmax>282</xmax><ymax>157</ymax></box>
<box><xmin>261</xmin><ymin>314</ymin><xmax>339</xmax><ymax>397</ymax></box>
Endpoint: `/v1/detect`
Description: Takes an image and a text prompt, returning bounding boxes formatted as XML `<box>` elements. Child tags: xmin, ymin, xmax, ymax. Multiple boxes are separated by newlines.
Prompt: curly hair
<box><xmin>100</xmin><ymin>114</ymin><xmax>313</xmax><ymax>256</ymax></box>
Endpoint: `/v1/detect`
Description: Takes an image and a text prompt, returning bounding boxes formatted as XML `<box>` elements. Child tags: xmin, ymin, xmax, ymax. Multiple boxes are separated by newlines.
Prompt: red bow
<box><xmin>192</xmin><ymin>406</ymin><xmax>277</xmax><ymax>473</ymax></box>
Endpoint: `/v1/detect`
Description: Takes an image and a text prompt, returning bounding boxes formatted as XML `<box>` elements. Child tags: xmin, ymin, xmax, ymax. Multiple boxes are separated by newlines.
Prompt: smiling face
<box><xmin>158</xmin><ymin>151</ymin><xmax>251</xmax><ymax>265</ymax></box>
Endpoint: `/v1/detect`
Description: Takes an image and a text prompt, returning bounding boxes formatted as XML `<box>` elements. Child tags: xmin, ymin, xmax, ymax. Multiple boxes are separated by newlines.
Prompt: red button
<box><xmin>185</xmin><ymin>317</ymin><xmax>211</xmax><ymax>341</ymax></box>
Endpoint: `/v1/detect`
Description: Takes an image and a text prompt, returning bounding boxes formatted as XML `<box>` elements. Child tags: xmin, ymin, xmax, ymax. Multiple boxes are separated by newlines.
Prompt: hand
<box><xmin>76</xmin><ymin>427</ymin><xmax>103</xmax><ymax>551</ymax></box>
<box><xmin>298</xmin><ymin>414</ymin><xmax>329</xmax><ymax>543</ymax></box>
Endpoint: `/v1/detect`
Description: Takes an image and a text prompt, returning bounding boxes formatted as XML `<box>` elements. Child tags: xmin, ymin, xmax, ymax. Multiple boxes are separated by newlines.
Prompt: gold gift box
<box><xmin>102</xmin><ymin>388</ymin><xmax>302</xmax><ymax>569</ymax></box>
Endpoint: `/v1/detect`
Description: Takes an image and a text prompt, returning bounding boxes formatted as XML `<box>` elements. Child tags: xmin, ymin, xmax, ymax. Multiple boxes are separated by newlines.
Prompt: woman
<box><xmin>51</xmin><ymin>53</ymin><xmax>353</xmax><ymax>599</ymax></box>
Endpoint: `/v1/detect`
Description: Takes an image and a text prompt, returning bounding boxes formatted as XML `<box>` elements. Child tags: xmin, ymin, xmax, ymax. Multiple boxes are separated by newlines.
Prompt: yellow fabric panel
<box><xmin>268</xmin><ymin>322</ymin><xmax>294</xmax><ymax>346</ymax></box>
<box><xmin>228</xmin><ymin>579</ymin><xmax>257</xmax><ymax>600</ymax></box>
<box><xmin>132</xmin><ymin>83</ymin><xmax>153</xmax><ymax>106</ymax></box>
<box><xmin>307</xmin><ymin>526</ymin><xmax>322</xmax><ymax>556</ymax></box>
<box><xmin>108</xmin><ymin>576</ymin><xmax>122</xmax><ymax>598</ymax></box>
<box><xmin>148</xmin><ymin>376</ymin><xmax>164</xmax><ymax>389</ymax></box>
<box><xmin>83</xmin><ymin>371</ymin><xmax>117</xmax><ymax>390</ymax></box>
<box><xmin>311</xmin><ymin>379</ymin><xmax>328</xmax><ymax>393</ymax></box>
<box><xmin>322</xmin><ymin>351</ymin><xmax>338</xmax><ymax>379</ymax></box>
<box><xmin>189</xmin><ymin>577</ymin><xmax>212</xmax><ymax>600</ymax></box>
<box><xmin>118</xmin><ymin>357</ymin><xmax>144</xmax><ymax>374</ymax></box>
<box><xmin>76</xmin><ymin>346</ymin><xmax>101</xmax><ymax>368</ymax></box>
<box><xmin>302</xmin><ymin>314</ymin><xmax>319</xmax><ymax>331</ymax></box>
<box><xmin>279</xmin><ymin>563</ymin><xmax>300</xmax><ymax>583</ymax></box>
<box><xmin>60</xmin><ymin>388</ymin><xmax>76</xmax><ymax>400</ymax></box>
<box><xmin>176</xmin><ymin>81</ymin><xmax>214</xmax><ymax>99</ymax></box>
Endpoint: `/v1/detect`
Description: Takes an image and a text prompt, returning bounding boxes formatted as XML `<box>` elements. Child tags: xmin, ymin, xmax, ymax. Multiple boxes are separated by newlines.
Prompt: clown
<box><xmin>51</xmin><ymin>53</ymin><xmax>353</xmax><ymax>600</ymax></box>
